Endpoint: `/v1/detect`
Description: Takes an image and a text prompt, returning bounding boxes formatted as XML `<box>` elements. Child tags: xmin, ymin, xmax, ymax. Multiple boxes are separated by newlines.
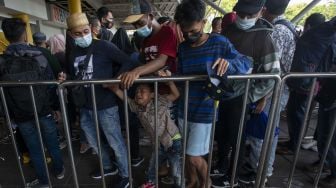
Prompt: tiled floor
<box><xmin>0</xmin><ymin>113</ymin><xmax>324</xmax><ymax>188</ymax></box>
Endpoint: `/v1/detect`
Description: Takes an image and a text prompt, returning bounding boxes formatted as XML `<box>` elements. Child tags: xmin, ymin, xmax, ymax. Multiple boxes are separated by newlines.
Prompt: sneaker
<box><xmin>319</xmin><ymin>175</ymin><xmax>336</xmax><ymax>188</ymax></box>
<box><xmin>238</xmin><ymin>172</ymin><xmax>256</xmax><ymax>184</ymax></box>
<box><xmin>25</xmin><ymin>179</ymin><xmax>49</xmax><ymax>188</ymax></box>
<box><xmin>59</xmin><ymin>140</ymin><xmax>67</xmax><ymax>150</ymax></box>
<box><xmin>141</xmin><ymin>181</ymin><xmax>155</xmax><ymax>188</ymax></box>
<box><xmin>161</xmin><ymin>176</ymin><xmax>174</xmax><ymax>185</ymax></box>
<box><xmin>131</xmin><ymin>156</ymin><xmax>144</xmax><ymax>167</ymax></box>
<box><xmin>90</xmin><ymin>167</ymin><xmax>118</xmax><ymax>179</ymax></box>
<box><xmin>80</xmin><ymin>143</ymin><xmax>91</xmax><ymax>154</ymax></box>
<box><xmin>56</xmin><ymin>167</ymin><xmax>65</xmax><ymax>180</ymax></box>
<box><xmin>210</xmin><ymin>168</ymin><xmax>225</xmax><ymax>177</ymax></box>
<box><xmin>116</xmin><ymin>177</ymin><xmax>130</xmax><ymax>188</ymax></box>
<box><xmin>211</xmin><ymin>175</ymin><xmax>238</xmax><ymax>188</ymax></box>
<box><xmin>301</xmin><ymin>140</ymin><xmax>317</xmax><ymax>150</ymax></box>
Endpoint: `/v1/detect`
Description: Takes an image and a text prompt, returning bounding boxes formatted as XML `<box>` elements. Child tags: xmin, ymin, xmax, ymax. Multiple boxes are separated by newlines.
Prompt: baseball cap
<box><xmin>123</xmin><ymin>0</ymin><xmax>153</xmax><ymax>24</ymax></box>
<box><xmin>233</xmin><ymin>0</ymin><xmax>265</xmax><ymax>15</ymax></box>
<box><xmin>33</xmin><ymin>32</ymin><xmax>46</xmax><ymax>42</ymax></box>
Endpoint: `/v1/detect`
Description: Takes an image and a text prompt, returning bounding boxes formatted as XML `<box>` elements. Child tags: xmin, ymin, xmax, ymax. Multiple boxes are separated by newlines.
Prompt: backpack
<box><xmin>315</xmin><ymin>42</ymin><xmax>336</xmax><ymax>107</ymax></box>
<box><xmin>274</xmin><ymin>19</ymin><xmax>300</xmax><ymax>41</ymax></box>
<box><xmin>0</xmin><ymin>54</ymin><xmax>51</xmax><ymax>121</ymax></box>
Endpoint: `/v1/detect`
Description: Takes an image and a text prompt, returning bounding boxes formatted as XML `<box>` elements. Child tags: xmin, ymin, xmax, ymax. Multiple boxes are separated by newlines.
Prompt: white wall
<box><xmin>3</xmin><ymin>0</ymin><xmax>48</xmax><ymax>20</ymax></box>
<box><xmin>39</xmin><ymin>22</ymin><xmax>65</xmax><ymax>39</ymax></box>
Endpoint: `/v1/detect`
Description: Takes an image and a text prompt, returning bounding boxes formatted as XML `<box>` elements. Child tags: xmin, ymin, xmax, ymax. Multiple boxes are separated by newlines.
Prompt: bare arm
<box><xmin>106</xmin><ymin>84</ymin><xmax>124</xmax><ymax>100</ymax></box>
<box><xmin>157</xmin><ymin>70</ymin><xmax>180</xmax><ymax>102</ymax></box>
<box><xmin>119</xmin><ymin>54</ymin><xmax>168</xmax><ymax>89</ymax></box>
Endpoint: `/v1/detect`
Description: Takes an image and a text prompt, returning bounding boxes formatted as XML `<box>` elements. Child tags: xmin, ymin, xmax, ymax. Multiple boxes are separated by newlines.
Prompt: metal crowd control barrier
<box><xmin>3</xmin><ymin>73</ymin><xmax>336</xmax><ymax>188</ymax></box>
<box><xmin>256</xmin><ymin>73</ymin><xmax>336</xmax><ymax>188</ymax></box>
<box><xmin>0</xmin><ymin>81</ymin><xmax>59</xmax><ymax>188</ymax></box>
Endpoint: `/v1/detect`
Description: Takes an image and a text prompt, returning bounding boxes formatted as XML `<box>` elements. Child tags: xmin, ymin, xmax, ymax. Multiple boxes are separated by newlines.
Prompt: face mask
<box><xmin>74</xmin><ymin>33</ymin><xmax>92</xmax><ymax>48</ymax></box>
<box><xmin>235</xmin><ymin>16</ymin><xmax>257</xmax><ymax>30</ymax></box>
<box><xmin>184</xmin><ymin>31</ymin><xmax>202</xmax><ymax>44</ymax></box>
<box><xmin>136</xmin><ymin>24</ymin><xmax>153</xmax><ymax>38</ymax></box>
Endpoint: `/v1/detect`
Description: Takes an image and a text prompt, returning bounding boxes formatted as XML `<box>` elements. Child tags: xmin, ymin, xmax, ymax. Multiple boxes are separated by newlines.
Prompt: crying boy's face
<box><xmin>135</xmin><ymin>84</ymin><xmax>154</xmax><ymax>107</ymax></box>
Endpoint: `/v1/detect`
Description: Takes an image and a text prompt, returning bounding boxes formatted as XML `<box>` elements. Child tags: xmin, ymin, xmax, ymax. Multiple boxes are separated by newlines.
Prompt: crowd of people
<box><xmin>0</xmin><ymin>0</ymin><xmax>335</xmax><ymax>187</ymax></box>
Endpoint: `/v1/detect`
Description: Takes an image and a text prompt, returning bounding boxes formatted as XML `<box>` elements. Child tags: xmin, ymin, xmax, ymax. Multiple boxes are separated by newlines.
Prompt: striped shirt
<box><xmin>177</xmin><ymin>34</ymin><xmax>252</xmax><ymax>123</ymax></box>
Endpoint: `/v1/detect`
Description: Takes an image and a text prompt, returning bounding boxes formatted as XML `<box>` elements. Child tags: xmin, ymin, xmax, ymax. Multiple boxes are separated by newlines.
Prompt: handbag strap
<box><xmin>77</xmin><ymin>40</ymin><xmax>96</xmax><ymax>79</ymax></box>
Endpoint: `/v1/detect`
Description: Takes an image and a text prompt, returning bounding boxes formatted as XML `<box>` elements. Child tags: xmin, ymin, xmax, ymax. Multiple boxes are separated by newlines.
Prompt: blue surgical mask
<box><xmin>74</xmin><ymin>33</ymin><xmax>92</xmax><ymax>48</ymax></box>
<box><xmin>235</xmin><ymin>16</ymin><xmax>257</xmax><ymax>30</ymax></box>
<box><xmin>136</xmin><ymin>25</ymin><xmax>152</xmax><ymax>38</ymax></box>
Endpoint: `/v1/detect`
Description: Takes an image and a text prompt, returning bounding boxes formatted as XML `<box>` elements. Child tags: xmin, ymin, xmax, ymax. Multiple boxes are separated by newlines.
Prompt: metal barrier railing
<box><xmin>1</xmin><ymin>73</ymin><xmax>336</xmax><ymax>188</ymax></box>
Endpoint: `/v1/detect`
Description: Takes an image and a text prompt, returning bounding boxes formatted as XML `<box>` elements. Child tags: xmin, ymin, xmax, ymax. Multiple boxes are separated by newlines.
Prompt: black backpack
<box><xmin>0</xmin><ymin>54</ymin><xmax>51</xmax><ymax>121</ymax></box>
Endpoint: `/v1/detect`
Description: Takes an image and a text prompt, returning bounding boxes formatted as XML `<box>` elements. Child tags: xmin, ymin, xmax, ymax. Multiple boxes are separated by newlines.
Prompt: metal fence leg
<box><xmin>206</xmin><ymin>100</ymin><xmax>219</xmax><ymax>188</ymax></box>
<box><xmin>287</xmin><ymin>78</ymin><xmax>317</xmax><ymax>188</ymax></box>
<box><xmin>123</xmin><ymin>90</ymin><xmax>133</xmax><ymax>188</ymax></box>
<box><xmin>0</xmin><ymin>87</ymin><xmax>26</xmax><ymax>186</ymax></box>
<box><xmin>154</xmin><ymin>82</ymin><xmax>159</xmax><ymax>187</ymax></box>
<box><xmin>58</xmin><ymin>86</ymin><xmax>79</xmax><ymax>188</ymax></box>
<box><xmin>313</xmin><ymin>109</ymin><xmax>336</xmax><ymax>187</ymax></box>
<box><xmin>230</xmin><ymin>79</ymin><xmax>250</xmax><ymax>187</ymax></box>
<box><xmin>91</xmin><ymin>84</ymin><xmax>106</xmax><ymax>188</ymax></box>
<box><xmin>181</xmin><ymin>81</ymin><xmax>189</xmax><ymax>188</ymax></box>
<box><xmin>255</xmin><ymin>76</ymin><xmax>282</xmax><ymax>188</ymax></box>
<box><xmin>29</xmin><ymin>86</ymin><xmax>52</xmax><ymax>187</ymax></box>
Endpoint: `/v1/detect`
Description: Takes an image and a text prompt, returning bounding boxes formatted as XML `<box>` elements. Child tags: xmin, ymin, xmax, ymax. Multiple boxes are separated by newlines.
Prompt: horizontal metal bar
<box><xmin>0</xmin><ymin>81</ymin><xmax>59</xmax><ymax>86</ymax></box>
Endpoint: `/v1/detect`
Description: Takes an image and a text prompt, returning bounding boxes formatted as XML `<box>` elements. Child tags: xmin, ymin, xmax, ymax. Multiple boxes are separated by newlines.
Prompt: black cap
<box><xmin>265</xmin><ymin>0</ymin><xmax>290</xmax><ymax>15</ymax></box>
<box><xmin>124</xmin><ymin>0</ymin><xmax>153</xmax><ymax>23</ymax></box>
<box><xmin>33</xmin><ymin>32</ymin><xmax>46</xmax><ymax>42</ymax></box>
<box><xmin>233</xmin><ymin>0</ymin><xmax>265</xmax><ymax>14</ymax></box>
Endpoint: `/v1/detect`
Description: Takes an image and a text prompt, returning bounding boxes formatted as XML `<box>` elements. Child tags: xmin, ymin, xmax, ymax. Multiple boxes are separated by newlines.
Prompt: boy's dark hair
<box><xmin>97</xmin><ymin>6</ymin><xmax>111</xmax><ymax>21</ymax></box>
<box><xmin>1</xmin><ymin>18</ymin><xmax>26</xmax><ymax>43</ymax></box>
<box><xmin>157</xmin><ymin>16</ymin><xmax>171</xmax><ymax>24</ymax></box>
<box><xmin>89</xmin><ymin>16</ymin><xmax>100</xmax><ymax>28</ymax></box>
<box><xmin>212</xmin><ymin>17</ymin><xmax>222</xmax><ymax>26</ymax></box>
<box><xmin>174</xmin><ymin>0</ymin><xmax>206</xmax><ymax>27</ymax></box>
<box><xmin>265</xmin><ymin>0</ymin><xmax>290</xmax><ymax>15</ymax></box>
<box><xmin>137</xmin><ymin>83</ymin><xmax>154</xmax><ymax>92</ymax></box>
<box><xmin>305</xmin><ymin>13</ymin><xmax>326</xmax><ymax>28</ymax></box>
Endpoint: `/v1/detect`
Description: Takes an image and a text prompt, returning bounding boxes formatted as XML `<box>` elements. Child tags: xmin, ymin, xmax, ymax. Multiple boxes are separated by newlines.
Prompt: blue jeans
<box><xmin>316</xmin><ymin>103</ymin><xmax>336</xmax><ymax>177</ymax></box>
<box><xmin>17</xmin><ymin>114</ymin><xmax>64</xmax><ymax>184</ymax></box>
<box><xmin>80</xmin><ymin>106</ymin><xmax>129</xmax><ymax>177</ymax></box>
<box><xmin>148</xmin><ymin>139</ymin><xmax>182</xmax><ymax>185</ymax></box>
<box><xmin>287</xmin><ymin>91</ymin><xmax>309</xmax><ymax>150</ymax></box>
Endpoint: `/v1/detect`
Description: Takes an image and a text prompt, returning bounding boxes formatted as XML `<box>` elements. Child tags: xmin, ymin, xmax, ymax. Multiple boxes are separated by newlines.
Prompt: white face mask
<box><xmin>235</xmin><ymin>16</ymin><xmax>258</xmax><ymax>30</ymax></box>
<box><xmin>74</xmin><ymin>33</ymin><xmax>92</xmax><ymax>48</ymax></box>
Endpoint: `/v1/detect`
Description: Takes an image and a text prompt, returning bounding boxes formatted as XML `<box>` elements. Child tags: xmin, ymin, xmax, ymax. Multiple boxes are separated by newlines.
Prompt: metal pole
<box><xmin>313</xmin><ymin>109</ymin><xmax>336</xmax><ymax>187</ymax></box>
<box><xmin>255</xmin><ymin>76</ymin><xmax>282</xmax><ymax>188</ymax></box>
<box><xmin>287</xmin><ymin>78</ymin><xmax>317</xmax><ymax>188</ymax></box>
<box><xmin>29</xmin><ymin>86</ymin><xmax>52</xmax><ymax>187</ymax></box>
<box><xmin>57</xmin><ymin>86</ymin><xmax>79</xmax><ymax>188</ymax></box>
<box><xmin>291</xmin><ymin>0</ymin><xmax>322</xmax><ymax>24</ymax></box>
<box><xmin>181</xmin><ymin>81</ymin><xmax>189</xmax><ymax>188</ymax></box>
<box><xmin>123</xmin><ymin>90</ymin><xmax>133</xmax><ymax>188</ymax></box>
<box><xmin>230</xmin><ymin>79</ymin><xmax>250</xmax><ymax>187</ymax></box>
<box><xmin>0</xmin><ymin>87</ymin><xmax>26</xmax><ymax>186</ymax></box>
<box><xmin>203</xmin><ymin>0</ymin><xmax>226</xmax><ymax>15</ymax></box>
<box><xmin>154</xmin><ymin>82</ymin><xmax>159</xmax><ymax>187</ymax></box>
<box><xmin>91</xmin><ymin>84</ymin><xmax>106</xmax><ymax>188</ymax></box>
<box><xmin>206</xmin><ymin>100</ymin><xmax>219</xmax><ymax>188</ymax></box>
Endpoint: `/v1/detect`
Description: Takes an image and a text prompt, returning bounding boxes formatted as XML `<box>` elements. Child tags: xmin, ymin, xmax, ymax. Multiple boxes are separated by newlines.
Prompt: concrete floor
<box><xmin>0</xmin><ymin>113</ymin><xmax>324</xmax><ymax>188</ymax></box>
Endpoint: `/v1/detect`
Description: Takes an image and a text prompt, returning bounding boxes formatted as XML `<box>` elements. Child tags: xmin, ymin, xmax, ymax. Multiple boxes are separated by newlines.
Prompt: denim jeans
<box><xmin>316</xmin><ymin>103</ymin><xmax>336</xmax><ymax>177</ymax></box>
<box><xmin>17</xmin><ymin>114</ymin><xmax>64</xmax><ymax>184</ymax></box>
<box><xmin>148</xmin><ymin>139</ymin><xmax>182</xmax><ymax>185</ymax></box>
<box><xmin>80</xmin><ymin>106</ymin><xmax>129</xmax><ymax>177</ymax></box>
<box><xmin>287</xmin><ymin>91</ymin><xmax>309</xmax><ymax>150</ymax></box>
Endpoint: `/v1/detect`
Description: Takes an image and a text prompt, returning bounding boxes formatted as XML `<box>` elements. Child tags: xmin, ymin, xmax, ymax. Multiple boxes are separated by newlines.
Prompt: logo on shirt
<box><xmin>144</xmin><ymin>45</ymin><xmax>159</xmax><ymax>62</ymax></box>
<box><xmin>74</xmin><ymin>55</ymin><xmax>93</xmax><ymax>80</ymax></box>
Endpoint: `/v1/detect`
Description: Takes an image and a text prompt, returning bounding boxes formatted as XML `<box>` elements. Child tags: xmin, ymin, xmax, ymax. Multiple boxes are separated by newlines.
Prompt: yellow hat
<box><xmin>123</xmin><ymin>0</ymin><xmax>152</xmax><ymax>24</ymax></box>
<box><xmin>123</xmin><ymin>14</ymin><xmax>145</xmax><ymax>24</ymax></box>
<box><xmin>66</xmin><ymin>13</ymin><xmax>89</xmax><ymax>29</ymax></box>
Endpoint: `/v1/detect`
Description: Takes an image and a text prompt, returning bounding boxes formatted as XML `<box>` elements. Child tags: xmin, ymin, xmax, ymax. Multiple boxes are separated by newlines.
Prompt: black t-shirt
<box><xmin>69</xmin><ymin>39</ymin><xmax>139</xmax><ymax>110</ymax></box>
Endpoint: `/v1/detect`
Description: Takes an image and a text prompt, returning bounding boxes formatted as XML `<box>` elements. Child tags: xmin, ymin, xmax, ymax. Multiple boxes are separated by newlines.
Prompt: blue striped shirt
<box><xmin>178</xmin><ymin>34</ymin><xmax>252</xmax><ymax>123</ymax></box>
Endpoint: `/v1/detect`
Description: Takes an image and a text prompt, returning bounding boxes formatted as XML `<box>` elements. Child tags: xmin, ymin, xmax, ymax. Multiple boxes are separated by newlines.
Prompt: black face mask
<box><xmin>184</xmin><ymin>31</ymin><xmax>202</xmax><ymax>44</ymax></box>
<box><xmin>103</xmin><ymin>21</ymin><xmax>113</xmax><ymax>29</ymax></box>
